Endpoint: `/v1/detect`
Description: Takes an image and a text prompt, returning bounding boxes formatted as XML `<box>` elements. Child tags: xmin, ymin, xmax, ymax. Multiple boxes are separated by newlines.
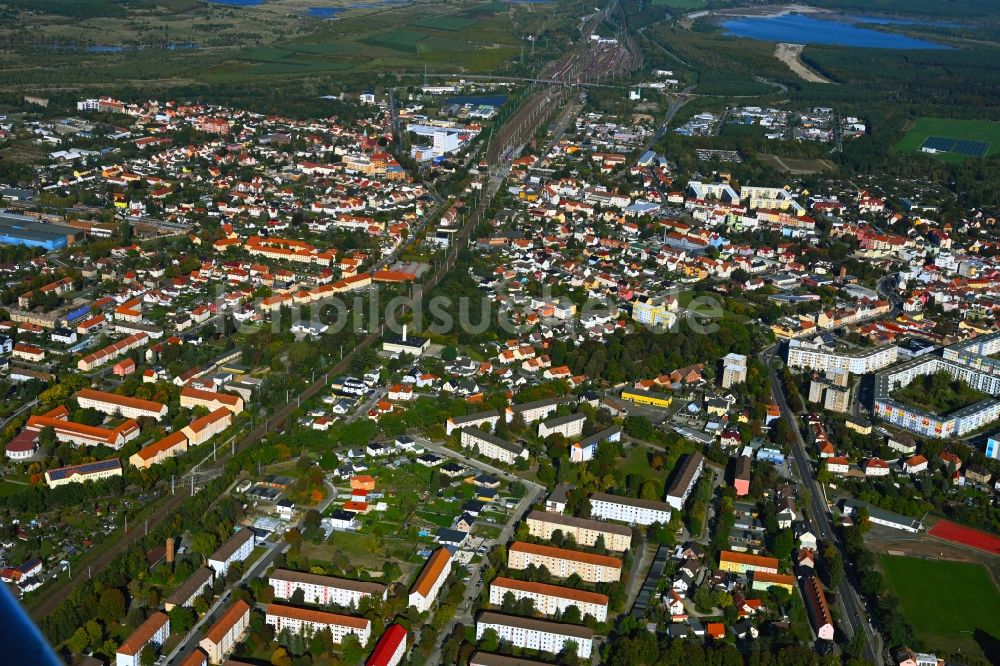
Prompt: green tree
<box><xmin>623</xmin><ymin>415</ymin><xmax>653</xmax><ymax>440</ymax></box>
<box><xmin>139</xmin><ymin>645</ymin><xmax>157</xmax><ymax>666</ymax></box>
<box><xmin>562</xmin><ymin>604</ymin><xmax>582</xmax><ymax>624</ymax></box>
<box><xmin>168</xmin><ymin>605</ymin><xmax>195</xmax><ymax>634</ymax></box>
<box><xmin>479</xmin><ymin>627</ymin><xmax>500</xmax><ymax>652</ymax></box>
<box><xmin>270</xmin><ymin>647</ymin><xmax>292</xmax><ymax>666</ymax></box>
<box><xmin>97</xmin><ymin>588</ymin><xmax>126</xmax><ymax>624</ymax></box>
<box><xmin>66</xmin><ymin>627</ymin><xmax>89</xmax><ymax>655</ymax></box>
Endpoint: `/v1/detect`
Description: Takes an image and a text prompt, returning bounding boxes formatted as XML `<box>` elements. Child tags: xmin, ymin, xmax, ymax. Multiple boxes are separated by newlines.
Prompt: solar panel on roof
<box><xmin>47</xmin><ymin>458</ymin><xmax>120</xmax><ymax>480</ymax></box>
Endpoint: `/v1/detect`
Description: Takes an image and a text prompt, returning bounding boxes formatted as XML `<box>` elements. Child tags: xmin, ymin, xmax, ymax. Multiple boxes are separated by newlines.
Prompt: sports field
<box><xmin>929</xmin><ymin>518</ymin><xmax>1000</xmax><ymax>556</ymax></box>
<box><xmin>896</xmin><ymin>117</ymin><xmax>1000</xmax><ymax>162</ymax></box>
<box><xmin>880</xmin><ymin>554</ymin><xmax>1000</xmax><ymax>657</ymax></box>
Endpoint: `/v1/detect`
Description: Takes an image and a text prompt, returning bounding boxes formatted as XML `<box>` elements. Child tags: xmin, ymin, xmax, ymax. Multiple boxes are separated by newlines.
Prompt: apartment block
<box><xmin>475</xmin><ymin>612</ymin><xmax>593</xmax><ymax>659</ymax></box>
<box><xmin>199</xmin><ymin>599</ymin><xmax>250</xmax><ymax>664</ymax></box>
<box><xmin>265</xmin><ymin>604</ymin><xmax>370</xmax><ymax>646</ymax></box>
<box><xmin>116</xmin><ymin>612</ymin><xmax>169</xmax><ymax>666</ymax></box>
<box><xmin>588</xmin><ymin>493</ymin><xmax>672</xmax><ymax>527</ymax></box>
<box><xmin>269</xmin><ymin>569</ymin><xmax>387</xmax><ymax>608</ymax></box>
<box><xmin>665</xmin><ymin>452</ymin><xmax>704</xmax><ymax>510</ymax></box>
<box><xmin>537</xmin><ymin>413</ymin><xmax>586</xmax><ymax>439</ymax></box>
<box><xmin>458</xmin><ymin>428</ymin><xmax>528</xmax><ymax>465</ymax></box>
<box><xmin>74</xmin><ymin>388</ymin><xmax>167</xmax><ymax>421</ymax></box>
<box><xmin>786</xmin><ymin>339</ymin><xmax>899</xmax><ymax>374</ymax></box>
<box><xmin>525</xmin><ymin>511</ymin><xmax>632</xmax><ymax>551</ymax></box>
<box><xmin>365</xmin><ymin>624</ymin><xmax>408</xmax><ymax>666</ymax></box>
<box><xmin>408</xmin><ymin>547</ymin><xmax>452</xmax><ymax>613</ymax></box>
<box><xmin>207</xmin><ymin>527</ymin><xmax>254</xmax><ymax>577</ymax></box>
<box><xmin>489</xmin><ymin>576</ymin><xmax>608</xmax><ymax>622</ymax></box>
<box><xmin>507</xmin><ymin>542</ymin><xmax>621</xmax><ymax>583</ymax></box>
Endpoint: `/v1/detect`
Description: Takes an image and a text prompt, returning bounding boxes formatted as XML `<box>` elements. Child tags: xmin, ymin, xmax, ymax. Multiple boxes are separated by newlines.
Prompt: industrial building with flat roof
<box><xmin>0</xmin><ymin>212</ymin><xmax>83</xmax><ymax>250</ymax></box>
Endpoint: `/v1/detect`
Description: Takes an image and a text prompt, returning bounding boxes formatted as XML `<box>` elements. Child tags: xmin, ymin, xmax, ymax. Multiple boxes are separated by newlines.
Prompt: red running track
<box><xmin>928</xmin><ymin>519</ymin><xmax>1000</xmax><ymax>556</ymax></box>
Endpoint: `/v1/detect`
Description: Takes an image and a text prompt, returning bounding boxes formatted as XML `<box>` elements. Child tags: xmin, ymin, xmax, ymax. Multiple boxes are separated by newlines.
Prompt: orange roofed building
<box><xmin>265</xmin><ymin>603</ymin><xmax>370</xmax><ymax>645</ymax></box>
<box><xmin>129</xmin><ymin>431</ymin><xmax>188</xmax><ymax>469</ymax></box>
<box><xmin>408</xmin><ymin>547</ymin><xmax>452</xmax><ymax>613</ymax></box>
<box><xmin>351</xmin><ymin>475</ymin><xmax>376</xmax><ymax>491</ymax></box>
<box><xmin>718</xmin><ymin>550</ymin><xmax>779</xmax><ymax>575</ymax></box>
<box><xmin>117</xmin><ymin>611</ymin><xmax>170</xmax><ymax>666</ymax></box>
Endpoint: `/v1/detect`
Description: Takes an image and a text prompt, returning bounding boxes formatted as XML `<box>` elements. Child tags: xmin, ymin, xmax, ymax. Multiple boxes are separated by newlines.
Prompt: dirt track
<box><xmin>774</xmin><ymin>43</ymin><xmax>832</xmax><ymax>84</ymax></box>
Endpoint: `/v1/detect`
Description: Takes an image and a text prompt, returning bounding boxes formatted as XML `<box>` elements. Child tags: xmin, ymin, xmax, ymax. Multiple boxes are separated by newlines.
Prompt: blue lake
<box><xmin>721</xmin><ymin>13</ymin><xmax>954</xmax><ymax>50</ymax></box>
<box><xmin>307</xmin><ymin>7</ymin><xmax>343</xmax><ymax>17</ymax></box>
<box><xmin>846</xmin><ymin>15</ymin><xmax>959</xmax><ymax>28</ymax></box>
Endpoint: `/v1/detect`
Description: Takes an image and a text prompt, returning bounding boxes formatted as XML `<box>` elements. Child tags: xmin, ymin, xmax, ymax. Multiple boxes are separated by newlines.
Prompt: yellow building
<box><xmin>750</xmin><ymin>571</ymin><xmax>795</xmax><ymax>594</ymax></box>
<box><xmin>621</xmin><ymin>389</ymin><xmax>672</xmax><ymax>409</ymax></box>
<box><xmin>718</xmin><ymin>551</ymin><xmax>778</xmax><ymax>575</ymax></box>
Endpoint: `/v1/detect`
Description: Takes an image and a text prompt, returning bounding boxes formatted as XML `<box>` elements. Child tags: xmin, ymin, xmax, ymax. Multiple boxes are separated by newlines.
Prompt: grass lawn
<box><xmin>895</xmin><ymin>117</ymin><xmax>1000</xmax><ymax>162</ymax></box>
<box><xmin>890</xmin><ymin>370</ymin><xmax>989</xmax><ymax>416</ymax></box>
<box><xmin>880</xmin><ymin>554</ymin><xmax>1000</xmax><ymax>658</ymax></box>
<box><xmin>0</xmin><ymin>480</ymin><xmax>28</xmax><ymax>498</ymax></box>
<box><xmin>303</xmin><ymin>531</ymin><xmax>384</xmax><ymax>570</ymax></box>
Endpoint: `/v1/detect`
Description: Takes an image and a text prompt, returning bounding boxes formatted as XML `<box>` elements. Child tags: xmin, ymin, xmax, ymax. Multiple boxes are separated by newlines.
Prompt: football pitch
<box><xmin>880</xmin><ymin>554</ymin><xmax>1000</xmax><ymax>658</ymax></box>
<box><xmin>896</xmin><ymin>117</ymin><xmax>1000</xmax><ymax>161</ymax></box>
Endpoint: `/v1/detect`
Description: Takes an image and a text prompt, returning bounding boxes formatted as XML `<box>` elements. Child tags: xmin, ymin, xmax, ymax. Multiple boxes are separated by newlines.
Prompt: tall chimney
<box><xmin>402</xmin><ymin>324</ymin><xmax>407</xmax><ymax>342</ymax></box>
<box><xmin>165</xmin><ymin>537</ymin><xmax>175</xmax><ymax>565</ymax></box>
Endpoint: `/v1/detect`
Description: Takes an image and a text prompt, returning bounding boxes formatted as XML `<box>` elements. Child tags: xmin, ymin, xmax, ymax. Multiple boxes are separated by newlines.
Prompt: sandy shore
<box><xmin>688</xmin><ymin>4</ymin><xmax>828</xmax><ymax>20</ymax></box>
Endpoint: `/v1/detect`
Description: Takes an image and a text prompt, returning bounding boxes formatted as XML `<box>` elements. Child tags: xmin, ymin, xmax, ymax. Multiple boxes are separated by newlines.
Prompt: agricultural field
<box><xmin>895</xmin><ymin>117</ymin><xmax>1000</xmax><ymax>162</ymax></box>
<box><xmin>880</xmin><ymin>554</ymin><xmax>1000</xmax><ymax>658</ymax></box>
<box><xmin>411</xmin><ymin>16</ymin><xmax>479</xmax><ymax>31</ymax></box>
<box><xmin>0</xmin><ymin>0</ymin><xmax>546</xmax><ymax>90</ymax></box>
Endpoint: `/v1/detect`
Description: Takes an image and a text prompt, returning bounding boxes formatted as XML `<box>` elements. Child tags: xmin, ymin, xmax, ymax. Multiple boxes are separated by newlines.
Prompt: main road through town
<box><xmin>762</xmin><ymin>344</ymin><xmax>883</xmax><ymax>664</ymax></box>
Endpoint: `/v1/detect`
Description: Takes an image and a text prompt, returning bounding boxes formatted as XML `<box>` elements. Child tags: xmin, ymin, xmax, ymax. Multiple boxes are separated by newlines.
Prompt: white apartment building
<box><xmin>408</xmin><ymin>547</ymin><xmax>452</xmax><ymax>613</ymax></box>
<box><xmin>489</xmin><ymin>577</ymin><xmax>608</xmax><ymax>622</ymax></box>
<box><xmin>570</xmin><ymin>426</ymin><xmax>621</xmax><ymax>463</ymax></box>
<box><xmin>537</xmin><ymin>413</ymin><xmax>586</xmax><ymax>439</ymax></box>
<box><xmin>507</xmin><ymin>542</ymin><xmax>621</xmax><ymax>583</ymax></box>
<box><xmin>269</xmin><ymin>569</ymin><xmax>387</xmax><ymax>608</ymax></box>
<box><xmin>665</xmin><ymin>452</ymin><xmax>704</xmax><ymax>511</ymax></box>
<box><xmin>476</xmin><ymin>612</ymin><xmax>594</xmax><ymax>659</ymax></box>
<box><xmin>459</xmin><ymin>428</ymin><xmax>528</xmax><ymax>465</ymax></box>
<box><xmin>588</xmin><ymin>493</ymin><xmax>672</xmax><ymax>527</ymax></box>
<box><xmin>117</xmin><ymin>612</ymin><xmax>170</xmax><ymax>666</ymax></box>
<box><xmin>265</xmin><ymin>604</ymin><xmax>371</xmax><ymax>646</ymax></box>
<box><xmin>506</xmin><ymin>397</ymin><xmax>560</xmax><ymax>424</ymax></box>
<box><xmin>207</xmin><ymin>528</ymin><xmax>254</xmax><ymax>577</ymax></box>
<box><xmin>445</xmin><ymin>409</ymin><xmax>501</xmax><ymax>436</ymax></box>
<box><xmin>525</xmin><ymin>511</ymin><xmax>632</xmax><ymax>551</ymax></box>
<box><xmin>721</xmin><ymin>353</ymin><xmax>748</xmax><ymax>388</ymax></box>
<box><xmin>786</xmin><ymin>339</ymin><xmax>900</xmax><ymax>374</ymax></box>
<box><xmin>199</xmin><ymin>600</ymin><xmax>250</xmax><ymax>664</ymax></box>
